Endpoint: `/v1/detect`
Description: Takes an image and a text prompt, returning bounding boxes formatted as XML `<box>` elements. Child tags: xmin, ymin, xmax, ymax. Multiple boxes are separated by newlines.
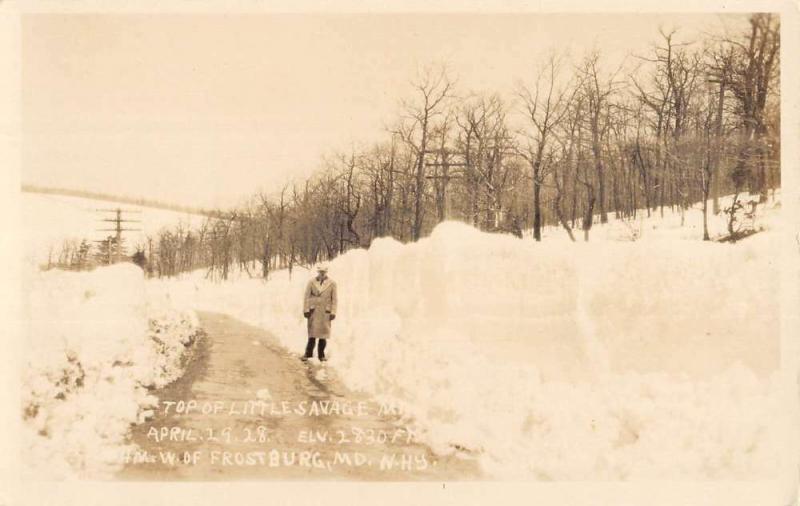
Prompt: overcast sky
<box><xmin>22</xmin><ymin>13</ymin><xmax>740</xmax><ymax>209</ymax></box>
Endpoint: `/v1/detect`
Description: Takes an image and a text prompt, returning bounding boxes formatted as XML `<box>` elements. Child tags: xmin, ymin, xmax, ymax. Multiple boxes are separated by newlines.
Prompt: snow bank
<box><xmin>539</xmin><ymin>191</ymin><xmax>781</xmax><ymax>244</ymax></box>
<box><xmin>22</xmin><ymin>263</ymin><xmax>201</xmax><ymax>479</ymax></box>
<box><xmin>154</xmin><ymin>203</ymin><xmax>785</xmax><ymax>479</ymax></box>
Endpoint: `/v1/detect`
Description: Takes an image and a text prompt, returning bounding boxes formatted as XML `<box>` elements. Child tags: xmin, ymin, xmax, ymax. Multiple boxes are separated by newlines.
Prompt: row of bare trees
<box><xmin>141</xmin><ymin>14</ymin><xmax>779</xmax><ymax>280</ymax></box>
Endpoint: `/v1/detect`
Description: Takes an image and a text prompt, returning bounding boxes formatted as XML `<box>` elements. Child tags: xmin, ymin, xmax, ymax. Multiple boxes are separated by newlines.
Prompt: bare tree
<box><xmin>718</xmin><ymin>14</ymin><xmax>780</xmax><ymax>203</ymax></box>
<box><xmin>395</xmin><ymin>65</ymin><xmax>456</xmax><ymax>240</ymax></box>
<box><xmin>578</xmin><ymin>52</ymin><xmax>623</xmax><ymax>225</ymax></box>
<box><xmin>133</xmin><ymin>17</ymin><xmax>781</xmax><ymax>280</ymax></box>
<box><xmin>517</xmin><ymin>53</ymin><xmax>577</xmax><ymax>241</ymax></box>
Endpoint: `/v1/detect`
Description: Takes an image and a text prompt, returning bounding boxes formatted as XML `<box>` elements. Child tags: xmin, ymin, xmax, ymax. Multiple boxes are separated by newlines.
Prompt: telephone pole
<box><xmin>424</xmin><ymin>148</ymin><xmax>468</xmax><ymax>222</ymax></box>
<box><xmin>95</xmin><ymin>208</ymin><xmax>142</xmax><ymax>264</ymax></box>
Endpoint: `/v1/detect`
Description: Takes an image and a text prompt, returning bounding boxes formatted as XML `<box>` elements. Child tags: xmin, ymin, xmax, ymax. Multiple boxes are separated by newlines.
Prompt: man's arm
<box><xmin>329</xmin><ymin>281</ymin><xmax>338</xmax><ymax>316</ymax></box>
<box><xmin>303</xmin><ymin>281</ymin><xmax>312</xmax><ymax>315</ymax></box>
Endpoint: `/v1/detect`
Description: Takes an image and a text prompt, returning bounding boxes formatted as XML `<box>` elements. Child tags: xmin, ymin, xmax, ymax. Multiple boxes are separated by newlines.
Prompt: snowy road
<box><xmin>118</xmin><ymin>312</ymin><xmax>481</xmax><ymax>481</ymax></box>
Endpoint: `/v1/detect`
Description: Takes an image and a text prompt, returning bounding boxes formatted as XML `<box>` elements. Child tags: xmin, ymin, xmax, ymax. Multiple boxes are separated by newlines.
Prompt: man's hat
<box><xmin>316</xmin><ymin>263</ymin><xmax>329</xmax><ymax>272</ymax></box>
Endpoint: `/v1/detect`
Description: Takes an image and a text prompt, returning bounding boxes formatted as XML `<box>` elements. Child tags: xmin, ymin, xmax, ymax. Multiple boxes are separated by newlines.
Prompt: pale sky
<box><xmin>22</xmin><ymin>13</ymin><xmax>740</xmax><ymax>209</ymax></box>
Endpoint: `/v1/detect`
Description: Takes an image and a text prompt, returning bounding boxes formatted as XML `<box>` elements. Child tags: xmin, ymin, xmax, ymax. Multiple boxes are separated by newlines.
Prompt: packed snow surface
<box><xmin>22</xmin><ymin>264</ymin><xmax>201</xmax><ymax>479</ymax></box>
<box><xmin>152</xmin><ymin>195</ymin><xmax>787</xmax><ymax>479</ymax></box>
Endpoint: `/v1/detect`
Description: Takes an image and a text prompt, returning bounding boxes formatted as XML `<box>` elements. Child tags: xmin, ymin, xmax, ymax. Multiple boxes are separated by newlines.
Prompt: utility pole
<box><xmin>707</xmin><ymin>64</ymin><xmax>727</xmax><ymax>215</ymax></box>
<box><xmin>425</xmin><ymin>144</ymin><xmax>513</xmax><ymax>227</ymax></box>
<box><xmin>713</xmin><ymin>79</ymin><xmax>725</xmax><ymax>215</ymax></box>
<box><xmin>96</xmin><ymin>208</ymin><xmax>142</xmax><ymax>264</ymax></box>
<box><xmin>424</xmin><ymin>148</ymin><xmax>467</xmax><ymax>222</ymax></box>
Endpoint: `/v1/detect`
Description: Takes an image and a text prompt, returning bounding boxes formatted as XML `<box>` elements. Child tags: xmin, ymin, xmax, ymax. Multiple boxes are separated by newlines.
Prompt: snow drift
<box><xmin>154</xmin><ymin>199</ymin><xmax>785</xmax><ymax>479</ymax></box>
<box><xmin>22</xmin><ymin>263</ymin><xmax>202</xmax><ymax>479</ymax></box>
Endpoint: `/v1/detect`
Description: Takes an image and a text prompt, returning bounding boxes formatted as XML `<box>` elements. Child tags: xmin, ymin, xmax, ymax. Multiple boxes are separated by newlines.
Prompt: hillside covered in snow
<box><xmin>21</xmin><ymin>191</ymin><xmax>207</xmax><ymax>268</ymax></box>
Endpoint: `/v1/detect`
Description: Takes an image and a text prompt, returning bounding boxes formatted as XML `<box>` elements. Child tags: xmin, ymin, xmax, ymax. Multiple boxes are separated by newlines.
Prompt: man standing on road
<box><xmin>302</xmin><ymin>263</ymin><xmax>337</xmax><ymax>362</ymax></box>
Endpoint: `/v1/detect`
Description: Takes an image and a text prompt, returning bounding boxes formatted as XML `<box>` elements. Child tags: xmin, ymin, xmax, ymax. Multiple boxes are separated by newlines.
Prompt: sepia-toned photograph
<box><xmin>3</xmin><ymin>1</ymin><xmax>799</xmax><ymax>504</ymax></box>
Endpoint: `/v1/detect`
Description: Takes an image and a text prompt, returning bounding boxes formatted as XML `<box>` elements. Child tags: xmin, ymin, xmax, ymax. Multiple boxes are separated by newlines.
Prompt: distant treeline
<box><xmin>42</xmin><ymin>14</ymin><xmax>783</xmax><ymax>281</ymax></box>
<box><xmin>21</xmin><ymin>184</ymin><xmax>217</xmax><ymax>218</ymax></box>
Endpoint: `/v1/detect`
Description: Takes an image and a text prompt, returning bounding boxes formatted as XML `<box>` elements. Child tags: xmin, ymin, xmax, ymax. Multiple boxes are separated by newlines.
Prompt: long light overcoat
<box><xmin>303</xmin><ymin>276</ymin><xmax>338</xmax><ymax>339</ymax></box>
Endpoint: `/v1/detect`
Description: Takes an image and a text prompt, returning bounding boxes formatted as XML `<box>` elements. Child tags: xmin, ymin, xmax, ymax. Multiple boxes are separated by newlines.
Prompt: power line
<box><xmin>95</xmin><ymin>208</ymin><xmax>142</xmax><ymax>264</ymax></box>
